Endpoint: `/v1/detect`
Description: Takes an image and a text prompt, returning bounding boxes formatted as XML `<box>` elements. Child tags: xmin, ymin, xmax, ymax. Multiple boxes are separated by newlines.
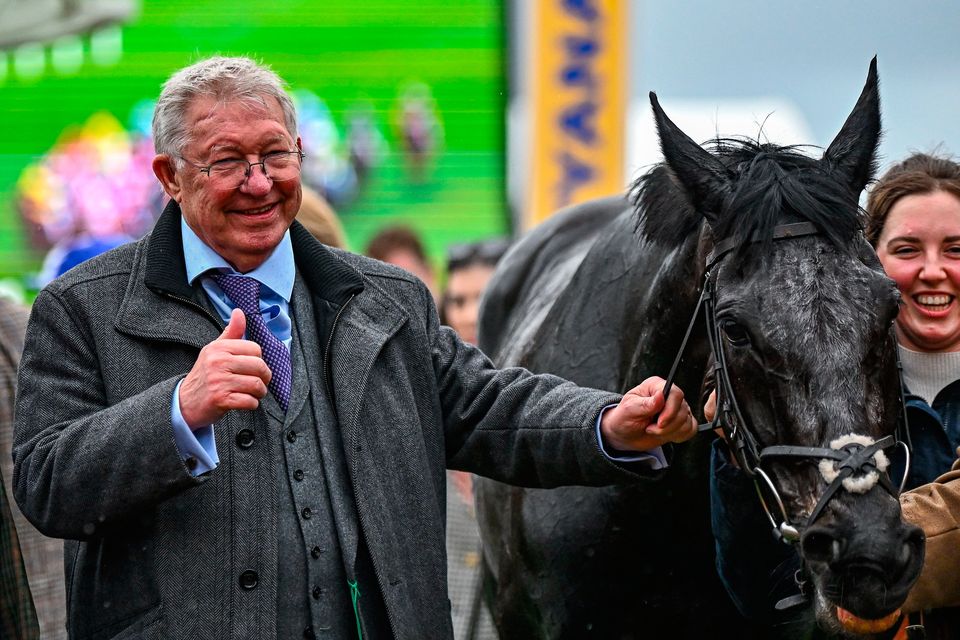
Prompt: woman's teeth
<box><xmin>916</xmin><ymin>294</ymin><xmax>953</xmax><ymax>310</ymax></box>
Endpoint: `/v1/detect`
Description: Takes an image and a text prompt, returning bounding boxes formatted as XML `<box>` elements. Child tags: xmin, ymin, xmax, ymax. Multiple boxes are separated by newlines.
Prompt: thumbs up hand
<box><xmin>179</xmin><ymin>308</ymin><xmax>273</xmax><ymax>428</ymax></box>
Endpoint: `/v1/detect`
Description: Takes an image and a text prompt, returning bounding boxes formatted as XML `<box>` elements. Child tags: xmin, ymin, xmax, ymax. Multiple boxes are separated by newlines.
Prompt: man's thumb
<box><xmin>219</xmin><ymin>308</ymin><xmax>246</xmax><ymax>340</ymax></box>
<box><xmin>638</xmin><ymin>389</ymin><xmax>665</xmax><ymax>418</ymax></box>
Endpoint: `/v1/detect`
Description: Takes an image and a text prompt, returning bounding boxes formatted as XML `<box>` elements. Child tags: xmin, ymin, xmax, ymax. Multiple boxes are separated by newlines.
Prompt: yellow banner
<box><xmin>526</xmin><ymin>0</ymin><xmax>626</xmax><ymax>228</ymax></box>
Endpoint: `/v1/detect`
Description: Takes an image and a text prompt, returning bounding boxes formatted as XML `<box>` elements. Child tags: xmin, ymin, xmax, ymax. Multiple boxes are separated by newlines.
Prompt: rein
<box><xmin>661</xmin><ymin>222</ymin><xmax>911</xmax><ymax>545</ymax></box>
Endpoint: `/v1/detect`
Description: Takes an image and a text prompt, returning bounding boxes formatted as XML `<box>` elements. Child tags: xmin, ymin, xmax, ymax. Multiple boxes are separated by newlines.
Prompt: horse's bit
<box><xmin>661</xmin><ymin>221</ymin><xmax>912</xmax><ymax>545</ymax></box>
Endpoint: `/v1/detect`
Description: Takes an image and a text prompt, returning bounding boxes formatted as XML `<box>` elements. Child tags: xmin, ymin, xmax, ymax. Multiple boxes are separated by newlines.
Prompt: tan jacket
<box><xmin>902</xmin><ymin>458</ymin><xmax>960</xmax><ymax>612</ymax></box>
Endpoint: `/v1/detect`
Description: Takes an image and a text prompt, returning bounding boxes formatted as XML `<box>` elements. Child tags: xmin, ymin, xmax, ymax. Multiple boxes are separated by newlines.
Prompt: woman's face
<box><xmin>443</xmin><ymin>263</ymin><xmax>496</xmax><ymax>345</ymax></box>
<box><xmin>876</xmin><ymin>189</ymin><xmax>960</xmax><ymax>352</ymax></box>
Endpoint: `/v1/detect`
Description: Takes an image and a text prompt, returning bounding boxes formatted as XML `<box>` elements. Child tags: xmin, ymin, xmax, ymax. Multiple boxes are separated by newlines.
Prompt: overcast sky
<box><xmin>629</xmin><ymin>0</ymin><xmax>960</xmax><ymax>169</ymax></box>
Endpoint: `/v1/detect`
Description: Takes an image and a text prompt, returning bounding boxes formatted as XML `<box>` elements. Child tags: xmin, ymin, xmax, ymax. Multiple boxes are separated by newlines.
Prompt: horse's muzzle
<box><xmin>801</xmin><ymin>506</ymin><xmax>925</xmax><ymax>624</ymax></box>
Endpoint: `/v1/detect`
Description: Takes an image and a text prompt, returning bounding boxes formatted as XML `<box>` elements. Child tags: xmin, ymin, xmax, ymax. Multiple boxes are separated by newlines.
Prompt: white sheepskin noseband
<box><xmin>817</xmin><ymin>434</ymin><xmax>890</xmax><ymax>494</ymax></box>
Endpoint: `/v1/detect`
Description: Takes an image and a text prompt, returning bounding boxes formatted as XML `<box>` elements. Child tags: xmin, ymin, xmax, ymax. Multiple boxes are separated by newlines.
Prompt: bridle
<box><xmin>661</xmin><ymin>221</ymin><xmax>912</xmax><ymax>545</ymax></box>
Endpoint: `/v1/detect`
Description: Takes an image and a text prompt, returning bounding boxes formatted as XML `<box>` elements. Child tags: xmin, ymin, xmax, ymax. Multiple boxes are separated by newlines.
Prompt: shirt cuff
<box><xmin>171</xmin><ymin>379</ymin><xmax>219</xmax><ymax>476</ymax></box>
<box><xmin>595</xmin><ymin>404</ymin><xmax>668</xmax><ymax>470</ymax></box>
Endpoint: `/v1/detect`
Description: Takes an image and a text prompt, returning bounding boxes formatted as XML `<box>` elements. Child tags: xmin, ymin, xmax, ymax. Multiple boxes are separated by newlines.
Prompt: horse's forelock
<box><xmin>714</xmin><ymin>139</ymin><xmax>864</xmax><ymax>265</ymax></box>
<box><xmin>631</xmin><ymin>137</ymin><xmax>866</xmax><ymax>263</ymax></box>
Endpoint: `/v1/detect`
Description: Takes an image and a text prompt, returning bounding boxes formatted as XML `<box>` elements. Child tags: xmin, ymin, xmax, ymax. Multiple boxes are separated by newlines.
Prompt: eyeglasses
<box><xmin>182</xmin><ymin>150</ymin><xmax>305</xmax><ymax>188</ymax></box>
<box><xmin>446</xmin><ymin>237</ymin><xmax>511</xmax><ymax>272</ymax></box>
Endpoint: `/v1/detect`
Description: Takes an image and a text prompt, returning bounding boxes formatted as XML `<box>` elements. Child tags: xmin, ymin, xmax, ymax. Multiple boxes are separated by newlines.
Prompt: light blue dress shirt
<box><xmin>171</xmin><ymin>218</ymin><xmax>294</xmax><ymax>475</ymax></box>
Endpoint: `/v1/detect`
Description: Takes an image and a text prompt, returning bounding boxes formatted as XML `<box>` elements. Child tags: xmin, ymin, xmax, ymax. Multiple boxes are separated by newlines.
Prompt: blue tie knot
<box><xmin>212</xmin><ymin>273</ymin><xmax>262</xmax><ymax>317</ymax></box>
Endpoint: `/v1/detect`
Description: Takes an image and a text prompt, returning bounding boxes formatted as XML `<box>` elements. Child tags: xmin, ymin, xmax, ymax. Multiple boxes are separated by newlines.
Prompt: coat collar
<box><xmin>119</xmin><ymin>200</ymin><xmax>366</xmax><ymax>349</ymax></box>
<box><xmin>144</xmin><ymin>200</ymin><xmax>364</xmax><ymax>306</ymax></box>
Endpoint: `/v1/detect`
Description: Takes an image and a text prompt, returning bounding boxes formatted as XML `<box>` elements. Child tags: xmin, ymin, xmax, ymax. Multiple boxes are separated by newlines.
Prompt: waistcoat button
<box><xmin>236</xmin><ymin>429</ymin><xmax>255</xmax><ymax>449</ymax></box>
<box><xmin>303</xmin><ymin>627</ymin><xmax>315</xmax><ymax>639</ymax></box>
<box><xmin>311</xmin><ymin>546</ymin><xmax>322</xmax><ymax>559</ymax></box>
<box><xmin>302</xmin><ymin>507</ymin><xmax>312</xmax><ymax>520</ymax></box>
<box><xmin>293</xmin><ymin>469</ymin><xmax>305</xmax><ymax>481</ymax></box>
<box><xmin>287</xmin><ymin>430</ymin><xmax>298</xmax><ymax>443</ymax></box>
<box><xmin>238</xmin><ymin>570</ymin><xmax>258</xmax><ymax>590</ymax></box>
<box><xmin>312</xmin><ymin>586</ymin><xmax>322</xmax><ymax>600</ymax></box>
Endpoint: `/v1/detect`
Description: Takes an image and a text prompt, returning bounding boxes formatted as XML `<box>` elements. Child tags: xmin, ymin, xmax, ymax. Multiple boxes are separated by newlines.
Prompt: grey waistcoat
<box><xmin>271</xmin><ymin>277</ymin><xmax>360</xmax><ymax>639</ymax></box>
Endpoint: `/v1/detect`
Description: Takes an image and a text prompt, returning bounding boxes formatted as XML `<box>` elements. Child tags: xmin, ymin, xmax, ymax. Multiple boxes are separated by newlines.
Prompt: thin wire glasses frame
<box><xmin>179</xmin><ymin>150</ymin><xmax>306</xmax><ymax>187</ymax></box>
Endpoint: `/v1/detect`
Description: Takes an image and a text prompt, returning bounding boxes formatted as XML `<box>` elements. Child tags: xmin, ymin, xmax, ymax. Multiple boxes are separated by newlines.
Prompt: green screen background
<box><xmin>0</xmin><ymin>0</ymin><xmax>507</xmax><ymax>290</ymax></box>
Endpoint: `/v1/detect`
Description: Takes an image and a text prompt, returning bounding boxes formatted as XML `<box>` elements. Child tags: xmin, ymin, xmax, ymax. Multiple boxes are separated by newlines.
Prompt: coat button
<box><xmin>301</xmin><ymin>507</ymin><xmax>312</xmax><ymax>520</ymax></box>
<box><xmin>311</xmin><ymin>546</ymin><xmax>322</xmax><ymax>559</ymax></box>
<box><xmin>185</xmin><ymin>457</ymin><xmax>198</xmax><ymax>471</ymax></box>
<box><xmin>303</xmin><ymin>627</ymin><xmax>315</xmax><ymax>639</ymax></box>
<box><xmin>238</xmin><ymin>570</ymin><xmax>258</xmax><ymax>590</ymax></box>
<box><xmin>293</xmin><ymin>469</ymin><xmax>305</xmax><ymax>481</ymax></box>
<box><xmin>287</xmin><ymin>430</ymin><xmax>297</xmax><ymax>443</ymax></box>
<box><xmin>312</xmin><ymin>586</ymin><xmax>322</xmax><ymax>600</ymax></box>
<box><xmin>236</xmin><ymin>429</ymin><xmax>255</xmax><ymax>449</ymax></box>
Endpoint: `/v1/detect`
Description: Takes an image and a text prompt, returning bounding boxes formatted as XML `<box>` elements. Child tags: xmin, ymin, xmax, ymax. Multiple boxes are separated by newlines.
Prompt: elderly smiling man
<box><xmin>12</xmin><ymin>57</ymin><xmax>697</xmax><ymax>640</ymax></box>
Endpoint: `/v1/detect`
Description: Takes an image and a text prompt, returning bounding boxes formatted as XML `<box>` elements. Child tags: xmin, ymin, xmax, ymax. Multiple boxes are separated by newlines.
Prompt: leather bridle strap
<box><xmin>660</xmin><ymin>285</ymin><xmax>708</xmax><ymax>402</ymax></box>
<box><xmin>706</xmin><ymin>221</ymin><xmax>820</xmax><ymax>271</ymax></box>
<box><xmin>761</xmin><ymin>435</ymin><xmax>897</xmax><ymax>530</ymax></box>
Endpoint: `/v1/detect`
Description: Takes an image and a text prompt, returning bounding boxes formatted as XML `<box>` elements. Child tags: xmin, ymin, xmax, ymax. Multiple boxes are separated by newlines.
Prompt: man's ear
<box><xmin>152</xmin><ymin>154</ymin><xmax>183</xmax><ymax>202</ymax></box>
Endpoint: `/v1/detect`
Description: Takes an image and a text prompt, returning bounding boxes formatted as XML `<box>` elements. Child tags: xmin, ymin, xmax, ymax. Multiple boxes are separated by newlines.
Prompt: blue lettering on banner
<box><xmin>562</xmin><ymin>0</ymin><xmax>599</xmax><ymax>21</ymax></box>
<box><xmin>553</xmin><ymin>0</ymin><xmax>603</xmax><ymax>208</ymax></box>
<box><xmin>556</xmin><ymin>152</ymin><xmax>594</xmax><ymax>205</ymax></box>
<box><xmin>560</xmin><ymin>101</ymin><xmax>597</xmax><ymax>144</ymax></box>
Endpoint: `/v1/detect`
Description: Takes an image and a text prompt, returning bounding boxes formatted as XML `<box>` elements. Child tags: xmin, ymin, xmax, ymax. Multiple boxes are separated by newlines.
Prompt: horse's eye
<box><xmin>719</xmin><ymin>319</ymin><xmax>751</xmax><ymax>347</ymax></box>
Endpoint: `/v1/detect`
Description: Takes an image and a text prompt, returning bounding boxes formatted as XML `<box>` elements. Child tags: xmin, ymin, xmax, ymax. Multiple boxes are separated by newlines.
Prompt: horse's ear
<box><xmin>650</xmin><ymin>91</ymin><xmax>730</xmax><ymax>225</ymax></box>
<box><xmin>821</xmin><ymin>57</ymin><xmax>881</xmax><ymax>195</ymax></box>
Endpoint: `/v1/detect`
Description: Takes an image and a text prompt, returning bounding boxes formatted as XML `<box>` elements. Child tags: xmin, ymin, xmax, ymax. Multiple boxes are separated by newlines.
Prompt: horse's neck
<box><xmin>481</xmin><ymin>196</ymin><xmax>627</xmax><ymax>367</ymax></box>
<box><xmin>522</xmin><ymin>213</ymin><xmax>706</xmax><ymax>393</ymax></box>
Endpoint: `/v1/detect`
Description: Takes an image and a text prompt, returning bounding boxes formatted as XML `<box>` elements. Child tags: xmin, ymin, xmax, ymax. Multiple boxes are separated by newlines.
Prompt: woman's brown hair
<box><xmin>866</xmin><ymin>153</ymin><xmax>960</xmax><ymax>246</ymax></box>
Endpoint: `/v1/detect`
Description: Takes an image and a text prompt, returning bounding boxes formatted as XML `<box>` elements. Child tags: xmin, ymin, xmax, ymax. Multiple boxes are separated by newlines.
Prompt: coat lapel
<box><xmin>115</xmin><ymin>202</ymin><xmax>222</xmax><ymax>348</ymax></box>
<box><xmin>328</xmin><ymin>285</ymin><xmax>408</xmax><ymax>453</ymax></box>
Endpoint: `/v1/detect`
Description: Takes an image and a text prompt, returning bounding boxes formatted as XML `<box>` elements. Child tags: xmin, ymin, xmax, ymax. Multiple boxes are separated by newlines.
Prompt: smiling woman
<box><xmin>870</xmin><ymin>157</ymin><xmax>960</xmax><ymax>354</ymax></box>
<box><xmin>867</xmin><ymin>154</ymin><xmax>960</xmax><ymax>639</ymax></box>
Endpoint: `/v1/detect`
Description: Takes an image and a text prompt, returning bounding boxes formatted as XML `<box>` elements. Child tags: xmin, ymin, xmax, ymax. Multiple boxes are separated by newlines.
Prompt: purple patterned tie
<box><xmin>212</xmin><ymin>274</ymin><xmax>291</xmax><ymax>411</ymax></box>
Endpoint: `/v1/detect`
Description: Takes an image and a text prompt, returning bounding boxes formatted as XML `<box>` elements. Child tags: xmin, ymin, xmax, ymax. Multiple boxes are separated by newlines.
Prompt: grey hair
<box><xmin>152</xmin><ymin>56</ymin><xmax>298</xmax><ymax>163</ymax></box>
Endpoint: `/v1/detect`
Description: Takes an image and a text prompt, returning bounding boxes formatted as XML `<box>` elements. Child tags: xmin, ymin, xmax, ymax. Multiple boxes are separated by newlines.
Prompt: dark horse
<box><xmin>474</xmin><ymin>59</ymin><xmax>924</xmax><ymax>639</ymax></box>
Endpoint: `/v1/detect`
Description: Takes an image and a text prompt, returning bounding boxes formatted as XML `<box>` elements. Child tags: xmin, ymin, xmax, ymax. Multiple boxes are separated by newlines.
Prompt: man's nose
<box><xmin>241</xmin><ymin>164</ymin><xmax>273</xmax><ymax>195</ymax></box>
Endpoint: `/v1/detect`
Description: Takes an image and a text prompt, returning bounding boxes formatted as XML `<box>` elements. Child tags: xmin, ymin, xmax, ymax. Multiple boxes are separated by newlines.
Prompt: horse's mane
<box><xmin>631</xmin><ymin>137</ymin><xmax>865</xmax><ymax>262</ymax></box>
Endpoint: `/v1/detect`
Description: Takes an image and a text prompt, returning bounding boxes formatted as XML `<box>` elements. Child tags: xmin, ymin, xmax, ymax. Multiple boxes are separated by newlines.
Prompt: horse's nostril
<box><xmin>900</xmin><ymin>542</ymin><xmax>912</xmax><ymax>566</ymax></box>
<box><xmin>904</xmin><ymin>527</ymin><xmax>925</xmax><ymax>567</ymax></box>
<box><xmin>800</xmin><ymin>529</ymin><xmax>844</xmax><ymax>565</ymax></box>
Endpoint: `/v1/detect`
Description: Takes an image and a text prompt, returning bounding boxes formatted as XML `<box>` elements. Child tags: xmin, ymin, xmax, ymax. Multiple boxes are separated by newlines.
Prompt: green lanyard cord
<box><xmin>348</xmin><ymin>580</ymin><xmax>363</xmax><ymax>640</ymax></box>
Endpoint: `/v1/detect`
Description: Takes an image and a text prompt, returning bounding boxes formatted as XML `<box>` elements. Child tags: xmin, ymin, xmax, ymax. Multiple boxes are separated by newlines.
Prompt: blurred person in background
<box><xmin>440</xmin><ymin>238</ymin><xmax>509</xmax><ymax>640</ymax></box>
<box><xmin>0</xmin><ymin>295</ymin><xmax>63</xmax><ymax>639</ymax></box>
<box><xmin>296</xmin><ymin>184</ymin><xmax>347</xmax><ymax>249</ymax></box>
<box><xmin>440</xmin><ymin>239</ymin><xmax>510</xmax><ymax>346</ymax></box>
<box><xmin>1</xmin><ymin>475</ymin><xmax>37</xmax><ymax>640</ymax></box>
<box><xmin>365</xmin><ymin>224</ymin><xmax>438</xmax><ymax>300</ymax></box>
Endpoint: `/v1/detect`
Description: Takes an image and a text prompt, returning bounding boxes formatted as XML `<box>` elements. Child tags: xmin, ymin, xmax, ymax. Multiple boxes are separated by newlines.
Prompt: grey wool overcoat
<box><xmin>12</xmin><ymin>202</ymin><xmax>656</xmax><ymax>640</ymax></box>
